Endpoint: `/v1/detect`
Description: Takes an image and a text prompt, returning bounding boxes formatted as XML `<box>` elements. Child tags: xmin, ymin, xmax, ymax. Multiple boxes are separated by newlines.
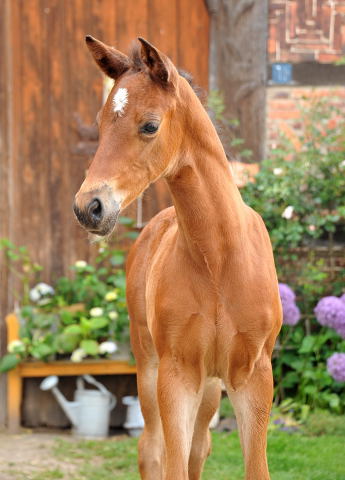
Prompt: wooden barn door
<box><xmin>0</xmin><ymin>0</ymin><xmax>209</xmax><ymax>426</ymax></box>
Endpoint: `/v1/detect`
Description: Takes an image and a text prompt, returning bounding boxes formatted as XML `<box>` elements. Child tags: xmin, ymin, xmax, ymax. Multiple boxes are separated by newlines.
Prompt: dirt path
<box><xmin>0</xmin><ymin>432</ymin><xmax>79</xmax><ymax>480</ymax></box>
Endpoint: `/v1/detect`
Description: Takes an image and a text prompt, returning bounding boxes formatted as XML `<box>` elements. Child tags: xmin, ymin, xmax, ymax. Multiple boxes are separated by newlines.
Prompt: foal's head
<box><xmin>74</xmin><ymin>36</ymin><xmax>191</xmax><ymax>236</ymax></box>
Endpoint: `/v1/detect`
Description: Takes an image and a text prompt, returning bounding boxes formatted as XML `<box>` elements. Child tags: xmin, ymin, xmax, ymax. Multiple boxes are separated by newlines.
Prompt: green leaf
<box><xmin>64</xmin><ymin>324</ymin><xmax>82</xmax><ymax>335</ymax></box>
<box><xmin>60</xmin><ymin>311</ymin><xmax>74</xmax><ymax>325</ymax></box>
<box><xmin>118</xmin><ymin>216</ymin><xmax>134</xmax><ymax>226</ymax></box>
<box><xmin>282</xmin><ymin>371</ymin><xmax>299</xmax><ymax>388</ymax></box>
<box><xmin>298</xmin><ymin>336</ymin><xmax>315</xmax><ymax>354</ymax></box>
<box><xmin>230</xmin><ymin>138</ymin><xmax>244</xmax><ymax>146</ymax></box>
<box><xmin>80</xmin><ymin>340</ymin><xmax>99</xmax><ymax>356</ymax></box>
<box><xmin>54</xmin><ymin>333</ymin><xmax>79</xmax><ymax>353</ymax></box>
<box><xmin>124</xmin><ymin>231</ymin><xmax>140</xmax><ymax>240</ymax></box>
<box><xmin>80</xmin><ymin>317</ymin><xmax>91</xmax><ymax>335</ymax></box>
<box><xmin>89</xmin><ymin>317</ymin><xmax>109</xmax><ymax>330</ymax></box>
<box><xmin>328</xmin><ymin>394</ymin><xmax>340</xmax><ymax>409</ymax></box>
<box><xmin>30</xmin><ymin>343</ymin><xmax>53</xmax><ymax>360</ymax></box>
<box><xmin>110</xmin><ymin>252</ymin><xmax>125</xmax><ymax>266</ymax></box>
<box><xmin>0</xmin><ymin>353</ymin><xmax>21</xmax><ymax>372</ymax></box>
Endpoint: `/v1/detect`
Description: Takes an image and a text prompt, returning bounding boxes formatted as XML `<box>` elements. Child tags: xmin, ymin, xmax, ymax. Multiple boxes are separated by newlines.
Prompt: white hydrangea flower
<box><xmin>75</xmin><ymin>260</ymin><xmax>87</xmax><ymax>269</ymax></box>
<box><xmin>99</xmin><ymin>341</ymin><xmax>118</xmax><ymax>355</ymax></box>
<box><xmin>273</xmin><ymin>168</ymin><xmax>283</xmax><ymax>175</ymax></box>
<box><xmin>108</xmin><ymin>311</ymin><xmax>119</xmax><ymax>320</ymax></box>
<box><xmin>340</xmin><ymin>159</ymin><xmax>345</xmax><ymax>168</ymax></box>
<box><xmin>8</xmin><ymin>340</ymin><xmax>25</xmax><ymax>353</ymax></box>
<box><xmin>282</xmin><ymin>206</ymin><xmax>294</xmax><ymax>220</ymax></box>
<box><xmin>90</xmin><ymin>307</ymin><xmax>103</xmax><ymax>317</ymax></box>
<box><xmin>29</xmin><ymin>282</ymin><xmax>55</xmax><ymax>302</ymax></box>
<box><xmin>71</xmin><ymin>348</ymin><xmax>87</xmax><ymax>362</ymax></box>
<box><xmin>105</xmin><ymin>291</ymin><xmax>118</xmax><ymax>302</ymax></box>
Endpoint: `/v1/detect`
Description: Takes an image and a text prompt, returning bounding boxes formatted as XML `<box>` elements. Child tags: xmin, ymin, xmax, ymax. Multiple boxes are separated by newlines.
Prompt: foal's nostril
<box><xmin>88</xmin><ymin>198</ymin><xmax>103</xmax><ymax>222</ymax></box>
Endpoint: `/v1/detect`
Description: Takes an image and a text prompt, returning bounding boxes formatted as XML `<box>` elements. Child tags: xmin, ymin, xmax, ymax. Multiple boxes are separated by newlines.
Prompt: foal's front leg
<box><xmin>157</xmin><ymin>356</ymin><xmax>205</xmax><ymax>480</ymax></box>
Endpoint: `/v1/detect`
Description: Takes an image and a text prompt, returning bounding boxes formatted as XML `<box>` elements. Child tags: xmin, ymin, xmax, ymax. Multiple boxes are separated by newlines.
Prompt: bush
<box><xmin>242</xmin><ymin>98</ymin><xmax>345</xmax><ymax>251</ymax></box>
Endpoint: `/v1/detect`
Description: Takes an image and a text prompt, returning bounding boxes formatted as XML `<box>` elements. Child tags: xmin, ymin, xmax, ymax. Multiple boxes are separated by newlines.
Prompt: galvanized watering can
<box><xmin>40</xmin><ymin>374</ymin><xmax>116</xmax><ymax>438</ymax></box>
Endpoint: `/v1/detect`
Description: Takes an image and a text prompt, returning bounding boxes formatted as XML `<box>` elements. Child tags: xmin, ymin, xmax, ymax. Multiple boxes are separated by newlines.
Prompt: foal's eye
<box><xmin>140</xmin><ymin>122</ymin><xmax>159</xmax><ymax>135</ymax></box>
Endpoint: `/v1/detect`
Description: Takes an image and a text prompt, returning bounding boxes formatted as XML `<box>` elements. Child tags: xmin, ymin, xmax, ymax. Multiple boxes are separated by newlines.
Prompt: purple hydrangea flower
<box><xmin>279</xmin><ymin>283</ymin><xmax>296</xmax><ymax>303</ymax></box>
<box><xmin>340</xmin><ymin>293</ymin><xmax>345</xmax><ymax>305</ymax></box>
<box><xmin>314</xmin><ymin>296</ymin><xmax>345</xmax><ymax>338</ymax></box>
<box><xmin>327</xmin><ymin>353</ymin><xmax>345</xmax><ymax>382</ymax></box>
<box><xmin>278</xmin><ymin>283</ymin><xmax>301</xmax><ymax>326</ymax></box>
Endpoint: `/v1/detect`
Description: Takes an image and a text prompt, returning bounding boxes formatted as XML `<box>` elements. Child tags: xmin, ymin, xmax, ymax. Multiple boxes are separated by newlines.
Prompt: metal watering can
<box><xmin>40</xmin><ymin>374</ymin><xmax>116</xmax><ymax>438</ymax></box>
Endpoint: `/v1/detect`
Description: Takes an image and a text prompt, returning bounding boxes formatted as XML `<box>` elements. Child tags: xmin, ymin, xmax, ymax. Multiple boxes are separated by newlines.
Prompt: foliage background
<box><xmin>242</xmin><ymin>98</ymin><xmax>345</xmax><ymax>416</ymax></box>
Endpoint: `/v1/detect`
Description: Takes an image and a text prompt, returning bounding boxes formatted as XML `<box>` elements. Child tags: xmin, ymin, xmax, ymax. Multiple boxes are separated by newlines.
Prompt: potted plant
<box><xmin>0</xmin><ymin>218</ymin><xmax>138</xmax><ymax>372</ymax></box>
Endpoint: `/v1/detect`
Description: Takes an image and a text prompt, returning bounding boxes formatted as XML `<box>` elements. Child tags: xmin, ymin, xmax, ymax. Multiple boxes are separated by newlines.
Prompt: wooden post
<box><xmin>6</xmin><ymin>313</ymin><xmax>22</xmax><ymax>432</ymax></box>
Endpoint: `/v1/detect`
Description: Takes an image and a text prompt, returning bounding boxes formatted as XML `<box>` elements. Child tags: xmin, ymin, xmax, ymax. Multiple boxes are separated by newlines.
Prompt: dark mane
<box><xmin>128</xmin><ymin>43</ymin><xmax>203</xmax><ymax>98</ymax></box>
<box><xmin>129</xmin><ymin>42</ymin><xmax>144</xmax><ymax>71</ymax></box>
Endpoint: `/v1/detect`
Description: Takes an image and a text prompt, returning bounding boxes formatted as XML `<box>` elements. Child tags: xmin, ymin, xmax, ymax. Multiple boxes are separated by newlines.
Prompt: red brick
<box><xmin>335</xmin><ymin>5</ymin><xmax>345</xmax><ymax>14</ymax></box>
<box><xmin>268</xmin><ymin>110</ymin><xmax>301</xmax><ymax>120</ymax></box>
<box><xmin>269</xmin><ymin>100</ymin><xmax>298</xmax><ymax>110</ymax></box>
<box><xmin>333</xmin><ymin>14</ymin><xmax>343</xmax><ymax>51</ymax></box>
<box><xmin>289</xmin><ymin>1</ymin><xmax>298</xmax><ymax>39</ymax></box>
<box><xmin>272</xmin><ymin>91</ymin><xmax>291</xmax><ymax>99</ymax></box>
<box><xmin>317</xmin><ymin>52</ymin><xmax>341</xmax><ymax>63</ymax></box>
<box><xmin>341</xmin><ymin>25</ymin><xmax>345</xmax><ymax>47</ymax></box>
<box><xmin>291</xmin><ymin>43</ymin><xmax>330</xmax><ymax>51</ymax></box>
<box><xmin>321</xmin><ymin>4</ymin><xmax>331</xmax><ymax>38</ymax></box>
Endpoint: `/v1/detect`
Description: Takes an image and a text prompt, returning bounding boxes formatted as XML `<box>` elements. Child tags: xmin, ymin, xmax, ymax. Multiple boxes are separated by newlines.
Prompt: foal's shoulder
<box><xmin>145</xmin><ymin>206</ymin><xmax>177</xmax><ymax>236</ymax></box>
<box><xmin>127</xmin><ymin>207</ymin><xmax>177</xmax><ymax>266</ymax></box>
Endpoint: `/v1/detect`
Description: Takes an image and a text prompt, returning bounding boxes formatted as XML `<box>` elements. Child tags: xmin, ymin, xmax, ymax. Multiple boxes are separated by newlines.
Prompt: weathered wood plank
<box><xmin>0</xmin><ymin>0</ymin><xmax>210</xmax><ymax>428</ymax></box>
<box><xmin>19</xmin><ymin>0</ymin><xmax>51</xmax><ymax>276</ymax></box>
<box><xmin>116</xmin><ymin>0</ymin><xmax>148</xmax><ymax>52</ymax></box>
<box><xmin>148</xmin><ymin>0</ymin><xmax>178</xmax><ymax>62</ymax></box>
<box><xmin>0</xmin><ymin>0</ymin><xmax>10</xmax><ymax>428</ymax></box>
<box><xmin>177</xmin><ymin>0</ymin><xmax>209</xmax><ymax>89</ymax></box>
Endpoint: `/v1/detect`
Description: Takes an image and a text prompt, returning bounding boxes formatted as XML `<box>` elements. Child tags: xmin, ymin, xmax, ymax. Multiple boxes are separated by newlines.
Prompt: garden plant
<box><xmin>242</xmin><ymin>97</ymin><xmax>345</xmax><ymax>418</ymax></box>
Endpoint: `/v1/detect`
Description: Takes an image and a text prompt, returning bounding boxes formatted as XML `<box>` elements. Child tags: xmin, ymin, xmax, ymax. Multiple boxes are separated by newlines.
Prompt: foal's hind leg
<box><xmin>227</xmin><ymin>355</ymin><xmax>273</xmax><ymax>480</ymax></box>
<box><xmin>188</xmin><ymin>378</ymin><xmax>222</xmax><ymax>480</ymax></box>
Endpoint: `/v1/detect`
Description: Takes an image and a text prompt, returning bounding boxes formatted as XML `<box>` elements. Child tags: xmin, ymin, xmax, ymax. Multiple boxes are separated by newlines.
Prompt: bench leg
<box><xmin>7</xmin><ymin>368</ymin><xmax>22</xmax><ymax>433</ymax></box>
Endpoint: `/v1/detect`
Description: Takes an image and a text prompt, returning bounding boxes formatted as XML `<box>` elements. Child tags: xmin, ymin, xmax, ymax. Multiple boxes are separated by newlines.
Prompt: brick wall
<box><xmin>268</xmin><ymin>0</ymin><xmax>345</xmax><ymax>63</ymax></box>
<box><xmin>266</xmin><ymin>86</ymin><xmax>345</xmax><ymax>153</ymax></box>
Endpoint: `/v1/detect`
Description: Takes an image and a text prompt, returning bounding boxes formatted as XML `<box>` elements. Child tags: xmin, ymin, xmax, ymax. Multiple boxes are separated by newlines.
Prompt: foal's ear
<box><xmin>138</xmin><ymin>37</ymin><xmax>170</xmax><ymax>85</ymax></box>
<box><xmin>85</xmin><ymin>35</ymin><xmax>130</xmax><ymax>80</ymax></box>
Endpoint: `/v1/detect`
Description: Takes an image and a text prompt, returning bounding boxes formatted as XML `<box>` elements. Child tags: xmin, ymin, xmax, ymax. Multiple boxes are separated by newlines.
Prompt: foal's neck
<box><xmin>166</xmin><ymin>87</ymin><xmax>245</xmax><ymax>277</ymax></box>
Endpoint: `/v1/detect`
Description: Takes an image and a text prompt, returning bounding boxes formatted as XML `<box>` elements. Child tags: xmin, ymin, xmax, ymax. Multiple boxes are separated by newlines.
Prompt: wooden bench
<box><xmin>5</xmin><ymin>313</ymin><xmax>137</xmax><ymax>433</ymax></box>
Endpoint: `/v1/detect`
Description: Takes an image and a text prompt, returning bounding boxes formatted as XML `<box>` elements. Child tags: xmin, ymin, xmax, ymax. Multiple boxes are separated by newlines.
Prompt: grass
<box><xmin>2</xmin><ymin>412</ymin><xmax>345</xmax><ymax>479</ymax></box>
<box><xmin>49</xmin><ymin>428</ymin><xmax>345</xmax><ymax>480</ymax></box>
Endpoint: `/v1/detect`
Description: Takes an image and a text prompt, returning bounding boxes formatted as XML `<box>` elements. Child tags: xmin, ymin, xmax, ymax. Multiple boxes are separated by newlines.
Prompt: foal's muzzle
<box><xmin>73</xmin><ymin>187</ymin><xmax>121</xmax><ymax>236</ymax></box>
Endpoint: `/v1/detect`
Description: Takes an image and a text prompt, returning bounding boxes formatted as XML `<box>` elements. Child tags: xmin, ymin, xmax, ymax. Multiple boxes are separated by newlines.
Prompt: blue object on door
<box><xmin>271</xmin><ymin>63</ymin><xmax>293</xmax><ymax>84</ymax></box>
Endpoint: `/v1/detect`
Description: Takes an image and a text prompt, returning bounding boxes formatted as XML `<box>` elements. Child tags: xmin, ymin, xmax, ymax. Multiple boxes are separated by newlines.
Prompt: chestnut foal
<box><xmin>74</xmin><ymin>36</ymin><xmax>282</xmax><ymax>480</ymax></box>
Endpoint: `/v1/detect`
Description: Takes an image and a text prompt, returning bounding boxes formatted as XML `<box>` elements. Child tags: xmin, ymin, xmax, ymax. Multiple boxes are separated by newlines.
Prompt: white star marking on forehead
<box><xmin>112</xmin><ymin>87</ymin><xmax>128</xmax><ymax>116</ymax></box>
